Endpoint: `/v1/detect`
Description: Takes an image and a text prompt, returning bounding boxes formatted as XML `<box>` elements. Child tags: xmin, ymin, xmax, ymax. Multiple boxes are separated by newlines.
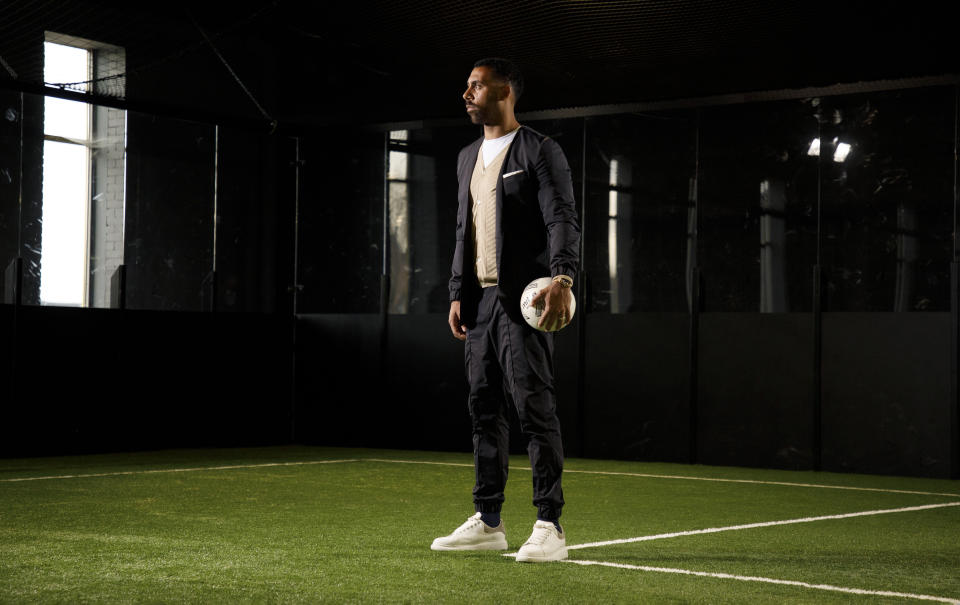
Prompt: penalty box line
<box><xmin>564</xmin><ymin>559</ymin><xmax>960</xmax><ymax>604</ymax></box>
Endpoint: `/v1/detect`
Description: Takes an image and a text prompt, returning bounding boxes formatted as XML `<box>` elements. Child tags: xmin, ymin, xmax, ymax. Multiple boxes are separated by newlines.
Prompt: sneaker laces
<box><xmin>453</xmin><ymin>514</ymin><xmax>483</xmax><ymax>535</ymax></box>
<box><xmin>524</xmin><ymin>524</ymin><xmax>554</xmax><ymax>546</ymax></box>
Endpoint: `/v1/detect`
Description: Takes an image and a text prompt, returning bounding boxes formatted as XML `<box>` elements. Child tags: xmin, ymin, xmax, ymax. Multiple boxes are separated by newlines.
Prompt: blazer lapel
<box><xmin>495</xmin><ymin>126</ymin><xmax>526</xmax><ymax>274</ymax></box>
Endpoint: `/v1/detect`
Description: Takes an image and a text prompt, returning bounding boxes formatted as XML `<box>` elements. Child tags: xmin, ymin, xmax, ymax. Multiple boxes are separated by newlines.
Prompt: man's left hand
<box><xmin>532</xmin><ymin>281</ymin><xmax>573</xmax><ymax>332</ymax></box>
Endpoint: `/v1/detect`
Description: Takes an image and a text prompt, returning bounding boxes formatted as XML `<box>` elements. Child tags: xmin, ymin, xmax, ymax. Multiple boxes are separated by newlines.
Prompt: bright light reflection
<box><xmin>807</xmin><ymin>138</ymin><xmax>820</xmax><ymax>157</ymax></box>
<box><xmin>608</xmin><ymin>158</ymin><xmax>619</xmax><ymax>296</ymax></box>
<box><xmin>833</xmin><ymin>142</ymin><xmax>851</xmax><ymax>163</ymax></box>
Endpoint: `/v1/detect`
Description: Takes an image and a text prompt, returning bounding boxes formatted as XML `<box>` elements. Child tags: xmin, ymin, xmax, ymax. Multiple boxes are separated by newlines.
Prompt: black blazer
<box><xmin>449</xmin><ymin>125</ymin><xmax>581</xmax><ymax>326</ymax></box>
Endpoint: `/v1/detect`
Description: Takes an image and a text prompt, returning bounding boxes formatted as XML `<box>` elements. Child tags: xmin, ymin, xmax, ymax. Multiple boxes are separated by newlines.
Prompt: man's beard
<box><xmin>467</xmin><ymin>105</ymin><xmax>497</xmax><ymax>125</ymax></box>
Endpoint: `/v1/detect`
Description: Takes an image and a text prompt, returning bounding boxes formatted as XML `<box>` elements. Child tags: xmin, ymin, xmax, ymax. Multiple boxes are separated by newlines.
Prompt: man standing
<box><xmin>430</xmin><ymin>58</ymin><xmax>580</xmax><ymax>563</ymax></box>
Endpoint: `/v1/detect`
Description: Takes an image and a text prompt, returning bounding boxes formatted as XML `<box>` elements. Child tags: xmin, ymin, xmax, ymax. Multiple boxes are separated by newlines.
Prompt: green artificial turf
<box><xmin>0</xmin><ymin>446</ymin><xmax>958</xmax><ymax>603</ymax></box>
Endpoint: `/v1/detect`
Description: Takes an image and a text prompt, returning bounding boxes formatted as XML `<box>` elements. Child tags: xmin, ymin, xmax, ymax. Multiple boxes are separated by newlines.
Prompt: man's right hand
<box><xmin>448</xmin><ymin>301</ymin><xmax>467</xmax><ymax>341</ymax></box>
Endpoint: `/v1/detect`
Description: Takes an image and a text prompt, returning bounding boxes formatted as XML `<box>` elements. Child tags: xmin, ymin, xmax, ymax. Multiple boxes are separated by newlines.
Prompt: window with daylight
<box><xmin>41</xmin><ymin>34</ymin><xmax>126</xmax><ymax>307</ymax></box>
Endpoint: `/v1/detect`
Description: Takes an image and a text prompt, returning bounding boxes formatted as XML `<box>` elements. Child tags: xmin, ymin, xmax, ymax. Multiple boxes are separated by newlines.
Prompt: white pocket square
<box><xmin>502</xmin><ymin>170</ymin><xmax>524</xmax><ymax>179</ymax></box>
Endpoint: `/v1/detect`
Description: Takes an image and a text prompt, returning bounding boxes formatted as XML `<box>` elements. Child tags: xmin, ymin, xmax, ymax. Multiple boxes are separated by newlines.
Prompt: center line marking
<box><xmin>565</xmin><ymin>559</ymin><xmax>960</xmax><ymax>604</ymax></box>
<box><xmin>565</xmin><ymin>501</ymin><xmax>960</xmax><ymax>551</ymax></box>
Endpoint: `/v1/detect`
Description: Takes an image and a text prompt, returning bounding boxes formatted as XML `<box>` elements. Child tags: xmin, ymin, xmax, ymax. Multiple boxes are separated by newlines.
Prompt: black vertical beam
<box><xmin>951</xmin><ymin>85</ymin><xmax>959</xmax><ymax>479</ymax></box>
<box><xmin>110</xmin><ymin>263</ymin><xmax>126</xmax><ymax>309</ymax></box>
<box><xmin>380</xmin><ymin>132</ymin><xmax>390</xmax><ymax>406</ymax></box>
<box><xmin>812</xmin><ymin>264</ymin><xmax>823</xmax><ymax>471</ymax></box>
<box><xmin>6</xmin><ymin>257</ymin><xmax>22</xmax><ymax>418</ymax></box>
<box><xmin>290</xmin><ymin>136</ymin><xmax>303</xmax><ymax>442</ymax></box>
<box><xmin>4</xmin><ymin>257</ymin><xmax>22</xmax><ymax>306</ymax></box>
<box><xmin>813</xmin><ymin>110</ymin><xmax>824</xmax><ymax>471</ymax></box>
<box><xmin>688</xmin><ymin>110</ymin><xmax>702</xmax><ymax>464</ymax></box>
<box><xmin>689</xmin><ymin>267</ymin><xmax>701</xmax><ymax>464</ymax></box>
<box><xmin>951</xmin><ymin>261</ymin><xmax>958</xmax><ymax>479</ymax></box>
<box><xmin>576</xmin><ymin>117</ymin><xmax>588</xmax><ymax>458</ymax></box>
<box><xmin>210</xmin><ymin>124</ymin><xmax>220</xmax><ymax>313</ymax></box>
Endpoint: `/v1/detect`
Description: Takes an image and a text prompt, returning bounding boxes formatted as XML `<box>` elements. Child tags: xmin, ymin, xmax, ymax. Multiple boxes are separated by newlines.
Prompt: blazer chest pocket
<box><xmin>501</xmin><ymin>169</ymin><xmax>526</xmax><ymax>197</ymax></box>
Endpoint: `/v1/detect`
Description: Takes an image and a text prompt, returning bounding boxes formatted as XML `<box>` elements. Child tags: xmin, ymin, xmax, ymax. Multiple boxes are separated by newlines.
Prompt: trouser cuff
<box><xmin>536</xmin><ymin>505</ymin><xmax>561</xmax><ymax>522</ymax></box>
<box><xmin>474</xmin><ymin>501</ymin><xmax>503</xmax><ymax>514</ymax></box>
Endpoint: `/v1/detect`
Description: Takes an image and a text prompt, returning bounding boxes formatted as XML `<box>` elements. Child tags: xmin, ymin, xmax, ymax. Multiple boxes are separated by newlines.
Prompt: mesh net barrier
<box><xmin>0</xmin><ymin>0</ymin><xmax>277</xmax><ymax>119</ymax></box>
<box><xmin>1</xmin><ymin>0</ymin><xmax>954</xmax><ymax>127</ymax></box>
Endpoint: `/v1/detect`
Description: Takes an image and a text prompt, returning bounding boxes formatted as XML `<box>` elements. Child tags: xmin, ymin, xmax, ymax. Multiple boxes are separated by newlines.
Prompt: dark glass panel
<box><xmin>584</xmin><ymin>112</ymin><xmax>695</xmax><ymax>313</ymax></box>
<box><xmin>820</xmin><ymin>86</ymin><xmax>954</xmax><ymax>311</ymax></box>
<box><xmin>18</xmin><ymin>91</ymin><xmax>43</xmax><ymax>305</ymax></box>
<box><xmin>124</xmin><ymin>113</ymin><xmax>215</xmax><ymax>310</ymax></box>
<box><xmin>699</xmin><ymin>99</ymin><xmax>819</xmax><ymax>312</ymax></box>
<box><xmin>215</xmin><ymin>127</ymin><xmax>279</xmax><ymax>313</ymax></box>
<box><xmin>0</xmin><ymin>90</ymin><xmax>21</xmax><ymax>295</ymax></box>
<box><xmin>297</xmin><ymin>130</ymin><xmax>383</xmax><ymax>313</ymax></box>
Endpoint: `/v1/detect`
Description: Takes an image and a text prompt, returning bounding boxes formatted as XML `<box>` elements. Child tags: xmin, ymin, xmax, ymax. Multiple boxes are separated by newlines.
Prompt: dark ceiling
<box><xmin>1</xmin><ymin>0</ymin><xmax>957</xmax><ymax>129</ymax></box>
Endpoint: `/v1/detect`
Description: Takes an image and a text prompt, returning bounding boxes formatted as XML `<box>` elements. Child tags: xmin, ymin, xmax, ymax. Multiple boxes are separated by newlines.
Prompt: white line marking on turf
<box><xmin>5</xmin><ymin>456</ymin><xmax>960</xmax><ymax>502</ymax></box>
<box><xmin>566</xmin><ymin>501</ymin><xmax>960</xmax><ymax>551</ymax></box>
<box><xmin>561</xmin><ymin>468</ymin><xmax>960</xmax><ymax>498</ymax></box>
<box><xmin>362</xmin><ymin>458</ymin><xmax>960</xmax><ymax>498</ymax></box>
<box><xmin>0</xmin><ymin>459</ymin><xmax>360</xmax><ymax>482</ymax></box>
<box><xmin>565</xmin><ymin>559</ymin><xmax>960</xmax><ymax>604</ymax></box>
<box><xmin>366</xmin><ymin>458</ymin><xmax>474</xmax><ymax>468</ymax></box>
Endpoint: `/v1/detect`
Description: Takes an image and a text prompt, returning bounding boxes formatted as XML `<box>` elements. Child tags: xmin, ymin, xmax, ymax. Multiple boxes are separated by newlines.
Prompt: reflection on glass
<box><xmin>585</xmin><ymin>113</ymin><xmax>695</xmax><ymax>313</ymax></box>
<box><xmin>123</xmin><ymin>113</ymin><xmax>214</xmax><ymax>311</ymax></box>
<box><xmin>833</xmin><ymin>141</ymin><xmax>851</xmax><ymax>162</ymax></box>
<box><xmin>607</xmin><ymin>157</ymin><xmax>633</xmax><ymax>313</ymax></box>
<box><xmin>388</xmin><ymin>130</ymin><xmax>410</xmax><ymax>313</ymax></box>
<box><xmin>819</xmin><ymin>87</ymin><xmax>954</xmax><ymax>311</ymax></box>
<box><xmin>699</xmin><ymin>99</ymin><xmax>819</xmax><ymax>312</ymax></box>
<box><xmin>759</xmin><ymin>179</ymin><xmax>786</xmax><ymax>312</ymax></box>
<box><xmin>0</xmin><ymin>91</ymin><xmax>19</xmax><ymax>286</ymax></box>
<box><xmin>384</xmin><ymin>125</ymin><xmax>472</xmax><ymax>314</ymax></box>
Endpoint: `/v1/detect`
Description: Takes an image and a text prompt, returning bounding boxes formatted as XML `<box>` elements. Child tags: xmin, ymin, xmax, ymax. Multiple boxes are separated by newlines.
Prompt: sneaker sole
<box><xmin>430</xmin><ymin>539</ymin><xmax>508</xmax><ymax>551</ymax></box>
<box><xmin>515</xmin><ymin>547</ymin><xmax>568</xmax><ymax>563</ymax></box>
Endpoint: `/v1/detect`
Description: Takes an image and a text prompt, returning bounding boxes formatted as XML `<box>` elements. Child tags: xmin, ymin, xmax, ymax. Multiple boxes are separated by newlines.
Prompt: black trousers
<box><xmin>465</xmin><ymin>285</ymin><xmax>565</xmax><ymax>521</ymax></box>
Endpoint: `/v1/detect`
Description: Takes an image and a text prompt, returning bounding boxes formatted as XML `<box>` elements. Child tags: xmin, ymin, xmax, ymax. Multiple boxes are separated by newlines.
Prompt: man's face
<box><xmin>463</xmin><ymin>66</ymin><xmax>508</xmax><ymax>125</ymax></box>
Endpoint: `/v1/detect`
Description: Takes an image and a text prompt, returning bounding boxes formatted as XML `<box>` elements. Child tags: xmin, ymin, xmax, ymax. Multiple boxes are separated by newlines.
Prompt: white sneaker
<box><xmin>431</xmin><ymin>513</ymin><xmax>508</xmax><ymax>551</ymax></box>
<box><xmin>515</xmin><ymin>520</ymin><xmax>568</xmax><ymax>562</ymax></box>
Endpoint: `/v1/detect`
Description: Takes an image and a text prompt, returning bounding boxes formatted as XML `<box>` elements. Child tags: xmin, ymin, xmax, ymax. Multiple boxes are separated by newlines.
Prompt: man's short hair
<box><xmin>474</xmin><ymin>57</ymin><xmax>524</xmax><ymax>102</ymax></box>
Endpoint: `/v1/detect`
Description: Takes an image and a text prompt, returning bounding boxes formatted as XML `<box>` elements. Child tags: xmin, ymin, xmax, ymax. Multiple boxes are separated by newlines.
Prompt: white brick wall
<box><xmin>88</xmin><ymin>46</ymin><xmax>126</xmax><ymax>308</ymax></box>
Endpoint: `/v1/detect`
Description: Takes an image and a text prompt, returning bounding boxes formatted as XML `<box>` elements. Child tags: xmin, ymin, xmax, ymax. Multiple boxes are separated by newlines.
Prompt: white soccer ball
<box><xmin>519</xmin><ymin>277</ymin><xmax>576</xmax><ymax>332</ymax></box>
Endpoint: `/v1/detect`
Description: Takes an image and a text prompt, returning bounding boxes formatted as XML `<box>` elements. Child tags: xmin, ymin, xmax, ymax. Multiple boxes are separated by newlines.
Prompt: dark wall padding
<box><xmin>821</xmin><ymin>312</ymin><xmax>952</xmax><ymax>478</ymax></box>
<box><xmin>698</xmin><ymin>313</ymin><xmax>815</xmax><ymax>470</ymax></box>
<box><xmin>583</xmin><ymin>313</ymin><xmax>690</xmax><ymax>462</ymax></box>
<box><xmin>1</xmin><ymin>305</ymin><xmax>292</xmax><ymax>456</ymax></box>
<box><xmin>294</xmin><ymin>314</ymin><xmax>384</xmax><ymax>447</ymax></box>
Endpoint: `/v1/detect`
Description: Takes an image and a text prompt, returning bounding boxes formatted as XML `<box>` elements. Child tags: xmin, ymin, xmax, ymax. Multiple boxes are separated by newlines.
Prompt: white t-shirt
<box><xmin>480</xmin><ymin>127</ymin><xmax>520</xmax><ymax>168</ymax></box>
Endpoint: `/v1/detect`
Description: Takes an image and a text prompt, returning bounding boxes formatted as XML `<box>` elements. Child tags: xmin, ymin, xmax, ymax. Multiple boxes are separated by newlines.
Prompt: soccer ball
<box><xmin>519</xmin><ymin>277</ymin><xmax>576</xmax><ymax>332</ymax></box>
